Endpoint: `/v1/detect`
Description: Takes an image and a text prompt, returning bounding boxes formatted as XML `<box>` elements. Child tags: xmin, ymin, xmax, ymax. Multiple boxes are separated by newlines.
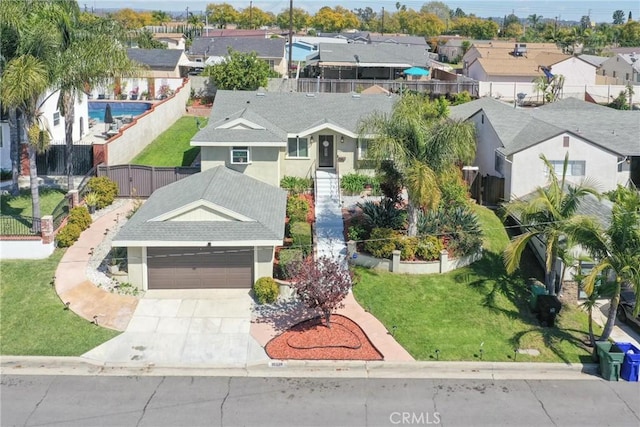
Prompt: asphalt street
<box><xmin>2</xmin><ymin>375</ymin><xmax>639</xmax><ymax>427</ymax></box>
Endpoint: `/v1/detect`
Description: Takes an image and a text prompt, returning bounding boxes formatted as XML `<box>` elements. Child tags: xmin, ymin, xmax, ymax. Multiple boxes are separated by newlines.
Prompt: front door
<box><xmin>318</xmin><ymin>135</ymin><xmax>334</xmax><ymax>168</ymax></box>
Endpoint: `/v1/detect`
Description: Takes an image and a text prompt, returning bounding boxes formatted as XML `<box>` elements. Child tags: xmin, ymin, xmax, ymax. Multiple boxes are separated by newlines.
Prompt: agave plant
<box><xmin>358</xmin><ymin>198</ymin><xmax>407</xmax><ymax>231</ymax></box>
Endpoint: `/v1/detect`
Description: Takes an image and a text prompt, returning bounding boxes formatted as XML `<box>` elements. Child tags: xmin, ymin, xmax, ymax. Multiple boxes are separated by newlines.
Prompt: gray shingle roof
<box><xmin>126</xmin><ymin>48</ymin><xmax>184</xmax><ymax>70</ymax></box>
<box><xmin>516</xmin><ymin>191</ymin><xmax>612</xmax><ymax>228</ymax></box>
<box><xmin>311</xmin><ymin>43</ymin><xmax>431</xmax><ymax>67</ymax></box>
<box><xmin>189</xmin><ymin>37</ymin><xmax>285</xmax><ymax>58</ymax></box>
<box><xmin>114</xmin><ymin>166</ymin><xmax>286</xmax><ymax>244</ymax></box>
<box><xmin>578</xmin><ymin>54</ymin><xmax>609</xmax><ymax>67</ymax></box>
<box><xmin>450</xmin><ymin>97</ymin><xmax>640</xmax><ymax>156</ymax></box>
<box><xmin>369</xmin><ymin>35</ymin><xmax>429</xmax><ymax>48</ymax></box>
<box><xmin>192</xmin><ymin>91</ymin><xmax>396</xmax><ymax>145</ymax></box>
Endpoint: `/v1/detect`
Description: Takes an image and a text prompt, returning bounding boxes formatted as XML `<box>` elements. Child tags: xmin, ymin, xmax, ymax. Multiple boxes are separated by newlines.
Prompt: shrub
<box><xmin>358</xmin><ymin>198</ymin><xmax>406</xmax><ymax>231</ymax></box>
<box><xmin>396</xmin><ymin>236</ymin><xmax>420</xmax><ymax>260</ymax></box>
<box><xmin>348</xmin><ymin>224</ymin><xmax>368</xmax><ymax>241</ymax></box>
<box><xmin>56</xmin><ymin>223</ymin><xmax>82</xmax><ymax>248</ymax></box>
<box><xmin>290</xmin><ymin>221</ymin><xmax>312</xmax><ymax>254</ymax></box>
<box><xmin>416</xmin><ymin>236</ymin><xmax>444</xmax><ymax>260</ymax></box>
<box><xmin>447</xmin><ymin>233</ymin><xmax>482</xmax><ymax>258</ymax></box>
<box><xmin>253</xmin><ymin>277</ymin><xmax>279</xmax><ymax>304</ymax></box>
<box><xmin>67</xmin><ymin>206</ymin><xmax>92</xmax><ymax>231</ymax></box>
<box><xmin>286</xmin><ymin>195</ymin><xmax>310</xmax><ymax>223</ymax></box>
<box><xmin>280</xmin><ymin>176</ymin><xmax>312</xmax><ymax>195</ymax></box>
<box><xmin>278</xmin><ymin>248</ymin><xmax>304</xmax><ymax>279</ymax></box>
<box><xmin>438</xmin><ymin>171</ymin><xmax>469</xmax><ymax>208</ymax></box>
<box><xmin>87</xmin><ymin>176</ymin><xmax>118</xmax><ymax>209</ymax></box>
<box><xmin>364</xmin><ymin>228</ymin><xmax>398</xmax><ymax>259</ymax></box>
<box><xmin>341</xmin><ymin>173</ymin><xmax>370</xmax><ymax>195</ymax></box>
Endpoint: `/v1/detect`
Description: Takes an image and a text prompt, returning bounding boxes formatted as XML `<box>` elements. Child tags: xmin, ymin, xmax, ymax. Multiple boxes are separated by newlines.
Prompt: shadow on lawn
<box><xmin>510</xmin><ymin>327</ymin><xmax>592</xmax><ymax>364</ymax></box>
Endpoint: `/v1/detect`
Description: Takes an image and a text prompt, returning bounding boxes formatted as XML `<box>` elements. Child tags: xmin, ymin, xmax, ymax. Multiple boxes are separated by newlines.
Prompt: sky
<box><xmin>86</xmin><ymin>0</ymin><xmax>639</xmax><ymax>23</ymax></box>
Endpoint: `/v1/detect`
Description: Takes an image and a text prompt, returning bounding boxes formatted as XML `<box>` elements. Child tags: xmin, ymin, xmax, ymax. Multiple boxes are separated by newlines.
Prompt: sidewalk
<box><xmin>54</xmin><ymin>200</ymin><xmax>138</xmax><ymax>331</ymax></box>
<box><xmin>0</xmin><ymin>355</ymin><xmax>599</xmax><ymax>380</ymax></box>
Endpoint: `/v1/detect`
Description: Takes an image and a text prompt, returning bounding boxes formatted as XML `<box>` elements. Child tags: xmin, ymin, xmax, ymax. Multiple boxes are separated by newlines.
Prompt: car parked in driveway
<box><xmin>617</xmin><ymin>290</ymin><xmax>640</xmax><ymax>333</ymax></box>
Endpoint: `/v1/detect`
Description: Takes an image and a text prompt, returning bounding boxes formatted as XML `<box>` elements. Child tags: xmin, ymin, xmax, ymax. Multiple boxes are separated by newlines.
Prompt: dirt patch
<box><xmin>265</xmin><ymin>314</ymin><xmax>383</xmax><ymax>360</ymax></box>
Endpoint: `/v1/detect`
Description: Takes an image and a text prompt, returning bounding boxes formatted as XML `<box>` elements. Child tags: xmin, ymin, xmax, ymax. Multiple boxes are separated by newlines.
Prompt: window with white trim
<box><xmin>358</xmin><ymin>139</ymin><xmax>370</xmax><ymax>159</ymax></box>
<box><xmin>53</xmin><ymin>111</ymin><xmax>60</xmax><ymax>126</ymax></box>
<box><xmin>287</xmin><ymin>137</ymin><xmax>308</xmax><ymax>158</ymax></box>
<box><xmin>546</xmin><ymin>160</ymin><xmax>585</xmax><ymax>177</ymax></box>
<box><xmin>230</xmin><ymin>147</ymin><xmax>250</xmax><ymax>164</ymax></box>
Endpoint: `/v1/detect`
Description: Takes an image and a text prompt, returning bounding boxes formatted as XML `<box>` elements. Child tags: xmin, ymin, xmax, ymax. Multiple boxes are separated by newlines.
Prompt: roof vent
<box><xmin>352</xmin><ymin>93</ymin><xmax>361</xmax><ymax>99</ymax></box>
<box><xmin>306</xmin><ymin>93</ymin><xmax>316</xmax><ymax>97</ymax></box>
<box><xmin>256</xmin><ymin>92</ymin><xmax>265</xmax><ymax>97</ymax></box>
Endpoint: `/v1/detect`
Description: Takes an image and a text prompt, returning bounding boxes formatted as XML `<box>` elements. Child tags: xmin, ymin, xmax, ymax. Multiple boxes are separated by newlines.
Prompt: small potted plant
<box><xmin>84</xmin><ymin>192</ymin><xmax>98</xmax><ymax>214</ymax></box>
<box><xmin>129</xmin><ymin>86</ymin><xmax>139</xmax><ymax>100</ymax></box>
<box><xmin>140</xmin><ymin>90</ymin><xmax>149</xmax><ymax>100</ymax></box>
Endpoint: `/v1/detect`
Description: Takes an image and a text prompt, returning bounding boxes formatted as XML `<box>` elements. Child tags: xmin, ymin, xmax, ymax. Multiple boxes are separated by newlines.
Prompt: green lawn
<box><xmin>353</xmin><ymin>204</ymin><xmax>597</xmax><ymax>363</ymax></box>
<box><xmin>131</xmin><ymin>116</ymin><xmax>207</xmax><ymax>166</ymax></box>
<box><xmin>0</xmin><ymin>187</ymin><xmax>67</xmax><ymax>217</ymax></box>
<box><xmin>0</xmin><ymin>250</ymin><xmax>119</xmax><ymax>355</ymax></box>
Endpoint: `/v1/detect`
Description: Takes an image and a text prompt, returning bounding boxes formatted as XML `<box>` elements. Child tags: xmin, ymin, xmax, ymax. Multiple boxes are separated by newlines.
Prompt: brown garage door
<box><xmin>147</xmin><ymin>247</ymin><xmax>253</xmax><ymax>289</ymax></box>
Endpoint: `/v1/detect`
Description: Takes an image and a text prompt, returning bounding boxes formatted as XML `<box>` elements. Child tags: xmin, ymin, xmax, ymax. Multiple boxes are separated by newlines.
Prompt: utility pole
<box><xmin>288</xmin><ymin>0</ymin><xmax>293</xmax><ymax>78</ymax></box>
<box><xmin>249</xmin><ymin>1</ymin><xmax>253</xmax><ymax>30</ymax></box>
<box><xmin>381</xmin><ymin>7</ymin><xmax>384</xmax><ymax>35</ymax></box>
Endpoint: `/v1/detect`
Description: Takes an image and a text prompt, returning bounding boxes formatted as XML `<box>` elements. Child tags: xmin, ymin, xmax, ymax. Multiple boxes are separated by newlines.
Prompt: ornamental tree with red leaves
<box><xmin>288</xmin><ymin>255</ymin><xmax>353</xmax><ymax>328</ymax></box>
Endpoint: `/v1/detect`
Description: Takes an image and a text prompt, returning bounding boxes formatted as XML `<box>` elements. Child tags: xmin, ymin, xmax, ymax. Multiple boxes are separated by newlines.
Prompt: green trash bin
<box><xmin>595</xmin><ymin>341</ymin><xmax>626</xmax><ymax>381</ymax></box>
<box><xmin>529</xmin><ymin>282</ymin><xmax>548</xmax><ymax>311</ymax></box>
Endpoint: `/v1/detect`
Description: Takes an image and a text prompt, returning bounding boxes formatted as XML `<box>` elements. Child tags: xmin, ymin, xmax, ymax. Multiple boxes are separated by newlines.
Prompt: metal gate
<box><xmin>36</xmin><ymin>142</ymin><xmax>93</xmax><ymax>176</ymax></box>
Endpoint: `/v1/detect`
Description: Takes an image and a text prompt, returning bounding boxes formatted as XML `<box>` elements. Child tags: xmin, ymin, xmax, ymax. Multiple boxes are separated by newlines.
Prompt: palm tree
<box><xmin>0</xmin><ymin>1</ymin><xmax>67</xmax><ymax>222</ymax></box>
<box><xmin>503</xmin><ymin>154</ymin><xmax>601</xmax><ymax>295</ymax></box>
<box><xmin>54</xmin><ymin>11</ymin><xmax>140</xmax><ymax>189</ymax></box>
<box><xmin>566</xmin><ymin>186</ymin><xmax>640</xmax><ymax>340</ymax></box>
<box><xmin>358</xmin><ymin>94</ymin><xmax>476</xmax><ymax>236</ymax></box>
<box><xmin>528</xmin><ymin>14</ymin><xmax>542</xmax><ymax>30</ymax></box>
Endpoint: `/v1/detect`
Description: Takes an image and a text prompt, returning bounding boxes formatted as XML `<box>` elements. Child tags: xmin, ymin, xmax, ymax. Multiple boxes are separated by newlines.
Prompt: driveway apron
<box><xmin>82</xmin><ymin>290</ymin><xmax>268</xmax><ymax>367</ymax></box>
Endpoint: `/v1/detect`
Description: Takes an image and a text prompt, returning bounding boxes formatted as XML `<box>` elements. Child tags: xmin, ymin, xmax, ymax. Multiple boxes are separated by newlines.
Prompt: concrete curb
<box><xmin>0</xmin><ymin>356</ymin><xmax>601</xmax><ymax>380</ymax></box>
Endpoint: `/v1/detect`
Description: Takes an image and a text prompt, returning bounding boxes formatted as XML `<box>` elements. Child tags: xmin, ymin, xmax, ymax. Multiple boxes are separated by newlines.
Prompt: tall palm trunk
<box><xmin>62</xmin><ymin>91</ymin><xmax>75</xmax><ymax>190</ymax></box>
<box><xmin>599</xmin><ymin>281</ymin><xmax>622</xmax><ymax>340</ymax></box>
<box><xmin>8</xmin><ymin>108</ymin><xmax>21</xmax><ymax>196</ymax></box>
<box><xmin>28</xmin><ymin>144</ymin><xmax>41</xmax><ymax>231</ymax></box>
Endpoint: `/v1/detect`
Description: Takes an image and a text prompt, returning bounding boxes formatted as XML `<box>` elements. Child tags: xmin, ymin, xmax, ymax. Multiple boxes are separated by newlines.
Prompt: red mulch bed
<box><xmin>265</xmin><ymin>314</ymin><xmax>383</xmax><ymax>360</ymax></box>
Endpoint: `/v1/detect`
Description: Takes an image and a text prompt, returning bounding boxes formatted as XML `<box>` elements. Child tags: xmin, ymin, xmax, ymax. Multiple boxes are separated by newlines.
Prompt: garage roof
<box><xmin>113</xmin><ymin>166</ymin><xmax>286</xmax><ymax>246</ymax></box>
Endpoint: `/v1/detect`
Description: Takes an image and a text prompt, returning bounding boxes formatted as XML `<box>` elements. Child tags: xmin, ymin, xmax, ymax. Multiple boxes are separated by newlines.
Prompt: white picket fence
<box><xmin>478</xmin><ymin>81</ymin><xmax>640</xmax><ymax>104</ymax></box>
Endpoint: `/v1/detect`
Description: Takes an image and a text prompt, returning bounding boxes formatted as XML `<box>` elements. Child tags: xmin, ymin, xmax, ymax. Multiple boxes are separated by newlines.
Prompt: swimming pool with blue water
<box><xmin>88</xmin><ymin>101</ymin><xmax>152</xmax><ymax>122</ymax></box>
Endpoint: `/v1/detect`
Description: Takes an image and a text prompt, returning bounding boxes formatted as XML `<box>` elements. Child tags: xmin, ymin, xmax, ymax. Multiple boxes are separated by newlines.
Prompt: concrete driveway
<box><xmin>83</xmin><ymin>290</ymin><xmax>268</xmax><ymax>367</ymax></box>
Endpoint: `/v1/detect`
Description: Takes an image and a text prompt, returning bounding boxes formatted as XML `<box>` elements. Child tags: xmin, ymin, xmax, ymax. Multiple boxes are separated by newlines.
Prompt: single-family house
<box><xmin>599</xmin><ymin>53</ymin><xmax>640</xmax><ymax>85</ymax></box>
<box><xmin>190</xmin><ymin>90</ymin><xmax>396</xmax><ymax>187</ymax></box>
<box><xmin>449</xmin><ymin>97</ymin><xmax>640</xmax><ymax>201</ymax></box>
<box><xmin>368</xmin><ymin>34</ymin><xmax>429</xmax><ymax>49</ymax></box>
<box><xmin>437</xmin><ymin>38</ymin><xmax>491</xmax><ymax>63</ymax></box>
<box><xmin>464</xmin><ymin>43</ymin><xmax>597</xmax><ymax>86</ymax></box>
<box><xmin>1</xmin><ymin>90</ymin><xmax>89</xmax><ymax>173</ymax></box>
<box><xmin>126</xmin><ymin>48</ymin><xmax>191</xmax><ymax>78</ymax></box>
<box><xmin>188</xmin><ymin>37</ymin><xmax>287</xmax><ymax>75</ymax></box>
<box><xmin>305</xmin><ymin>43</ymin><xmax>434</xmax><ymax>80</ymax></box>
<box><xmin>112</xmin><ymin>165</ymin><xmax>286</xmax><ymax>290</ymax></box>
<box><xmin>152</xmin><ymin>32</ymin><xmax>187</xmax><ymax>50</ymax></box>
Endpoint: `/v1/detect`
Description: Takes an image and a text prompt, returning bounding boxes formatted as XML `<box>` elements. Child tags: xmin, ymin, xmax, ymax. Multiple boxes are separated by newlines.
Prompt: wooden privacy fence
<box><xmin>97</xmin><ymin>164</ymin><xmax>199</xmax><ymax>197</ymax></box>
<box><xmin>470</xmin><ymin>174</ymin><xmax>505</xmax><ymax>207</ymax></box>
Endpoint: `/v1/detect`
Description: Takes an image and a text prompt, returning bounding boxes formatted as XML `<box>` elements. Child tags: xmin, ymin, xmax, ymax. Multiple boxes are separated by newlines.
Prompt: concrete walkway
<box><xmin>54</xmin><ymin>200</ymin><xmax>138</xmax><ymax>331</ymax></box>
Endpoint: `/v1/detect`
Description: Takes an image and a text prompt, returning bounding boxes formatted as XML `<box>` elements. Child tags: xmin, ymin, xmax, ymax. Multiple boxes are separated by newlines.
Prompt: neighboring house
<box><xmin>437</xmin><ymin>38</ymin><xmax>491</xmax><ymax>63</ymax></box>
<box><xmin>286</xmin><ymin>36</ymin><xmax>348</xmax><ymax>63</ymax></box>
<box><xmin>449</xmin><ymin>97</ymin><xmax>640</xmax><ymax>201</ymax></box>
<box><xmin>0</xmin><ymin>90</ymin><xmax>89</xmax><ymax>172</ymax></box>
<box><xmin>463</xmin><ymin>42</ymin><xmax>563</xmax><ymax>76</ymax></box>
<box><xmin>152</xmin><ymin>32</ymin><xmax>186</xmax><ymax>50</ymax></box>
<box><xmin>112</xmin><ymin>165</ymin><xmax>286</xmax><ymax>290</ymax></box>
<box><xmin>369</xmin><ymin>34</ymin><xmax>429</xmax><ymax>49</ymax></box>
<box><xmin>189</xmin><ymin>37</ymin><xmax>287</xmax><ymax>75</ymax></box>
<box><xmin>599</xmin><ymin>53</ymin><xmax>640</xmax><ymax>85</ymax></box>
<box><xmin>191</xmin><ymin>90</ymin><xmax>396</xmax><ymax>187</ymax></box>
<box><xmin>305</xmin><ymin>43</ymin><xmax>434</xmax><ymax>80</ymax></box>
<box><xmin>198</xmin><ymin>29</ymin><xmax>269</xmax><ymax>38</ymax></box>
<box><xmin>467</xmin><ymin>51</ymin><xmax>596</xmax><ymax>86</ymax></box>
<box><xmin>126</xmin><ymin>48</ymin><xmax>191</xmax><ymax>78</ymax></box>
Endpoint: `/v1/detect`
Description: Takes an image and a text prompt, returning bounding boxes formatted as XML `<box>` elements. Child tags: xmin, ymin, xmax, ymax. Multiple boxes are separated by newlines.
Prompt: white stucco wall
<box><xmin>255</xmin><ymin>246</ymin><xmax>276</xmax><ymax>282</ymax></box>
<box><xmin>39</xmin><ymin>90</ymin><xmax>90</xmax><ymax>143</ymax></box>
<box><xmin>0</xmin><ymin>239</ymin><xmax>55</xmax><ymax>259</ymax></box>
<box><xmin>469</xmin><ymin>112</ymin><xmax>504</xmax><ymax>178</ymax></box>
<box><xmin>549</xmin><ymin>57</ymin><xmax>596</xmax><ymax>86</ymax></box>
<box><xmin>509</xmin><ymin>133</ymin><xmax>620</xmax><ymax>199</ymax></box>
<box><xmin>0</xmin><ymin>123</ymin><xmax>10</xmax><ymax>170</ymax></box>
